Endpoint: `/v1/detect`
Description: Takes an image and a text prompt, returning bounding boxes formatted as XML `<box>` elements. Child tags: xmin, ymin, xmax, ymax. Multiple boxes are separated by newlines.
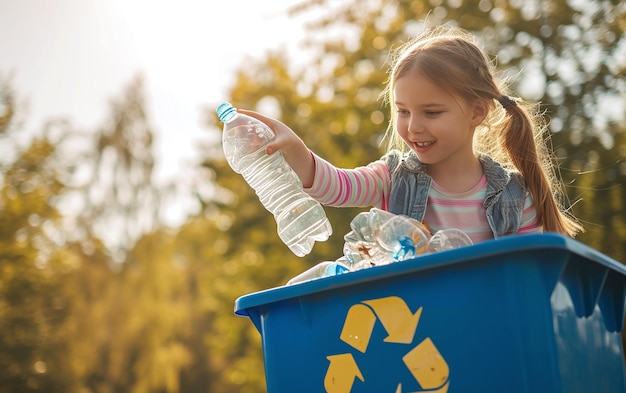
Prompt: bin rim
<box><xmin>234</xmin><ymin>233</ymin><xmax>625</xmax><ymax>317</ymax></box>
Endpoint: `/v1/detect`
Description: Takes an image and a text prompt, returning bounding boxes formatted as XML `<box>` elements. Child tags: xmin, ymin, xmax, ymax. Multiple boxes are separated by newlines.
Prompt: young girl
<box><xmin>239</xmin><ymin>26</ymin><xmax>583</xmax><ymax>243</ymax></box>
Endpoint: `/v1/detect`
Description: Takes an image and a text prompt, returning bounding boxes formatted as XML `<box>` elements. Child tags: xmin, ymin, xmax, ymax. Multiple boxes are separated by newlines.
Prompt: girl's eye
<box><xmin>397</xmin><ymin>109</ymin><xmax>410</xmax><ymax>117</ymax></box>
<box><xmin>425</xmin><ymin>111</ymin><xmax>442</xmax><ymax>116</ymax></box>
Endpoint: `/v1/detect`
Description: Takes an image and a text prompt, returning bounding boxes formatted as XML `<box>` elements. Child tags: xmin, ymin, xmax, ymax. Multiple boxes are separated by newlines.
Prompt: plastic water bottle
<box><xmin>376</xmin><ymin>215</ymin><xmax>431</xmax><ymax>260</ymax></box>
<box><xmin>216</xmin><ymin>102</ymin><xmax>332</xmax><ymax>256</ymax></box>
<box><xmin>428</xmin><ymin>228</ymin><xmax>473</xmax><ymax>252</ymax></box>
<box><xmin>286</xmin><ymin>261</ymin><xmax>350</xmax><ymax>285</ymax></box>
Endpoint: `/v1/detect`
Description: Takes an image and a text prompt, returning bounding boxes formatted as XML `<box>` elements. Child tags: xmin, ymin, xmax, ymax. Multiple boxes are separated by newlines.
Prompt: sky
<box><xmin>0</xmin><ymin>0</ymin><xmax>315</xmax><ymax>225</ymax></box>
<box><xmin>0</xmin><ymin>0</ymin><xmax>309</xmax><ymax>183</ymax></box>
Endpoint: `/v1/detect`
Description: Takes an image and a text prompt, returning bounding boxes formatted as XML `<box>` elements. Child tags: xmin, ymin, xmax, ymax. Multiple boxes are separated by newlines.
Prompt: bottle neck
<box><xmin>222</xmin><ymin>110</ymin><xmax>237</xmax><ymax>123</ymax></box>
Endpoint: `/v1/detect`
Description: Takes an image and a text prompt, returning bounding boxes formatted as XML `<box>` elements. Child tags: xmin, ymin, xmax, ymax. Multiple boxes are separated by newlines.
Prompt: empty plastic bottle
<box><xmin>216</xmin><ymin>102</ymin><xmax>332</xmax><ymax>256</ymax></box>
<box><xmin>286</xmin><ymin>261</ymin><xmax>350</xmax><ymax>285</ymax></box>
<box><xmin>376</xmin><ymin>215</ymin><xmax>431</xmax><ymax>260</ymax></box>
<box><xmin>428</xmin><ymin>228</ymin><xmax>473</xmax><ymax>252</ymax></box>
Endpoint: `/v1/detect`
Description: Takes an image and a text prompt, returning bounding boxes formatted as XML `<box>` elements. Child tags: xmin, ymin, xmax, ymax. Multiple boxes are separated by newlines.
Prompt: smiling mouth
<box><xmin>415</xmin><ymin>141</ymin><xmax>435</xmax><ymax>148</ymax></box>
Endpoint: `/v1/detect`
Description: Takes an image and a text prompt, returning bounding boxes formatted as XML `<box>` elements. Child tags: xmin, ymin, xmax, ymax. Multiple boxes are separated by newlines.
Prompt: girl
<box><xmin>240</xmin><ymin>26</ymin><xmax>583</xmax><ymax>243</ymax></box>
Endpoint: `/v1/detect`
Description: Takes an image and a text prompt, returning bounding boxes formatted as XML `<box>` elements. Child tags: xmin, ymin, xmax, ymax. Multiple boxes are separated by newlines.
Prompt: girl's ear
<box><xmin>470</xmin><ymin>99</ymin><xmax>489</xmax><ymax>126</ymax></box>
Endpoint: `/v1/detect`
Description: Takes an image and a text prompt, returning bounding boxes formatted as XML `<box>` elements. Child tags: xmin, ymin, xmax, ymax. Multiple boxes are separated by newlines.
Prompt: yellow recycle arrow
<box><xmin>340</xmin><ymin>296</ymin><xmax>422</xmax><ymax>353</ymax></box>
<box><xmin>326</xmin><ymin>296</ymin><xmax>449</xmax><ymax>393</ymax></box>
<box><xmin>339</xmin><ymin>304</ymin><xmax>377</xmax><ymax>353</ymax></box>
<box><xmin>324</xmin><ymin>353</ymin><xmax>364</xmax><ymax>393</ymax></box>
<box><xmin>364</xmin><ymin>297</ymin><xmax>422</xmax><ymax>345</ymax></box>
<box><xmin>402</xmin><ymin>337</ymin><xmax>450</xmax><ymax>391</ymax></box>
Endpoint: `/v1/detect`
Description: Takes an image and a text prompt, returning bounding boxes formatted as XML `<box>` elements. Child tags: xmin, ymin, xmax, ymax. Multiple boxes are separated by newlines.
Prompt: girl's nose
<box><xmin>408</xmin><ymin>117</ymin><xmax>424</xmax><ymax>135</ymax></box>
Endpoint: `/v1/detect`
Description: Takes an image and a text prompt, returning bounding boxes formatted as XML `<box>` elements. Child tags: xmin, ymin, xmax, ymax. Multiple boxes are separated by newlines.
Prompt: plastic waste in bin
<box><xmin>235</xmin><ymin>234</ymin><xmax>626</xmax><ymax>393</ymax></box>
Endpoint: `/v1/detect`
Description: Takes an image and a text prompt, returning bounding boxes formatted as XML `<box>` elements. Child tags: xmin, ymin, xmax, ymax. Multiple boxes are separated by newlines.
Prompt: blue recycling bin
<box><xmin>234</xmin><ymin>233</ymin><xmax>626</xmax><ymax>393</ymax></box>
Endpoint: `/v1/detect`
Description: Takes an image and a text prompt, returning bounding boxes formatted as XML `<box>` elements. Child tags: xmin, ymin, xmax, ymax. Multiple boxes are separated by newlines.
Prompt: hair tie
<box><xmin>498</xmin><ymin>95</ymin><xmax>517</xmax><ymax>109</ymax></box>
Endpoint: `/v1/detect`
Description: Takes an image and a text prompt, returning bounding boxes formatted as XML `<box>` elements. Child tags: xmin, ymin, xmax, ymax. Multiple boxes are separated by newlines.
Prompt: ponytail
<box><xmin>499</xmin><ymin>100</ymin><xmax>583</xmax><ymax>237</ymax></box>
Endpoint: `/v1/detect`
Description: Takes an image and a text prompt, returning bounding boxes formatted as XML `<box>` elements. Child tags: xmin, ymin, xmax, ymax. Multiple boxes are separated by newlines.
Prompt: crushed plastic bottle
<box><xmin>376</xmin><ymin>215</ymin><xmax>431</xmax><ymax>260</ymax></box>
<box><xmin>285</xmin><ymin>209</ymin><xmax>475</xmax><ymax>284</ymax></box>
<box><xmin>343</xmin><ymin>239</ymin><xmax>395</xmax><ymax>267</ymax></box>
<box><xmin>217</xmin><ymin>102</ymin><xmax>332</xmax><ymax>256</ymax></box>
<box><xmin>342</xmin><ymin>208</ymin><xmax>397</xmax><ymax>267</ymax></box>
<box><xmin>286</xmin><ymin>261</ymin><xmax>350</xmax><ymax>285</ymax></box>
<box><xmin>428</xmin><ymin>228</ymin><xmax>473</xmax><ymax>252</ymax></box>
<box><xmin>340</xmin><ymin>208</ymin><xmax>473</xmax><ymax>270</ymax></box>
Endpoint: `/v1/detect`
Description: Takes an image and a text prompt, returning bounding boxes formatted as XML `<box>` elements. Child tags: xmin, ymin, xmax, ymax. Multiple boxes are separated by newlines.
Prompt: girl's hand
<box><xmin>237</xmin><ymin>109</ymin><xmax>296</xmax><ymax>155</ymax></box>
<box><xmin>238</xmin><ymin>109</ymin><xmax>316</xmax><ymax>187</ymax></box>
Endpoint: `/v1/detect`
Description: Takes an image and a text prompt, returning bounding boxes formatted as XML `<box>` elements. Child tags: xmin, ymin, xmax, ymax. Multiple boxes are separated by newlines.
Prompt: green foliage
<box><xmin>0</xmin><ymin>77</ymin><xmax>15</xmax><ymax>135</ymax></box>
<box><xmin>0</xmin><ymin>77</ymin><xmax>193</xmax><ymax>393</ymax></box>
<box><xmin>0</xmin><ymin>138</ymin><xmax>66</xmax><ymax>392</ymax></box>
<box><xmin>565</xmin><ymin>128</ymin><xmax>626</xmax><ymax>262</ymax></box>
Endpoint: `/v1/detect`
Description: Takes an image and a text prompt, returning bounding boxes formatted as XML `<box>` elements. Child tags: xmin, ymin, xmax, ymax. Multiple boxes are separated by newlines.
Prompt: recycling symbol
<box><xmin>324</xmin><ymin>296</ymin><xmax>450</xmax><ymax>393</ymax></box>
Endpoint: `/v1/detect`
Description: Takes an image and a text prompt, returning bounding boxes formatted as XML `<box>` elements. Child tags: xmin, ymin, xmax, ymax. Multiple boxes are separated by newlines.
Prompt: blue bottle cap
<box><xmin>216</xmin><ymin>102</ymin><xmax>236</xmax><ymax>122</ymax></box>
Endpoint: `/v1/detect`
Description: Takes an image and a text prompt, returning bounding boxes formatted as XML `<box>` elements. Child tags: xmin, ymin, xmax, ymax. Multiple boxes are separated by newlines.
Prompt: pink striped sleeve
<box><xmin>304</xmin><ymin>152</ymin><xmax>391</xmax><ymax>209</ymax></box>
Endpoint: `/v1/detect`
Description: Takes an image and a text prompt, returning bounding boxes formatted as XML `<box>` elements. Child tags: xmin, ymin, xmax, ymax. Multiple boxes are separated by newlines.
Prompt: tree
<box><xmin>0</xmin><ymin>79</ymin><xmax>115</xmax><ymax>392</ymax></box>
<box><xmin>0</xmin><ymin>75</ymin><xmax>184</xmax><ymax>393</ymax></box>
<box><xmin>0</xmin><ymin>135</ymin><xmax>66</xmax><ymax>392</ymax></box>
<box><xmin>65</xmin><ymin>76</ymin><xmax>162</xmax><ymax>262</ymax></box>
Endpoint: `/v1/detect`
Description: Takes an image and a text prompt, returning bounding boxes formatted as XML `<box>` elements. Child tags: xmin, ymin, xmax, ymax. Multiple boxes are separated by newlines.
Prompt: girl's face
<box><xmin>394</xmin><ymin>71</ymin><xmax>484</xmax><ymax>171</ymax></box>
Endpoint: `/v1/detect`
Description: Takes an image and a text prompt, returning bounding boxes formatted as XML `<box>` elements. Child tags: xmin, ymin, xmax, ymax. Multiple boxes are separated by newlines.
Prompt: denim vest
<box><xmin>384</xmin><ymin>150</ymin><xmax>527</xmax><ymax>239</ymax></box>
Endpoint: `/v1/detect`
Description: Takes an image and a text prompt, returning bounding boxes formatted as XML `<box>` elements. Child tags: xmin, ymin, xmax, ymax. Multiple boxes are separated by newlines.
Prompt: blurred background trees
<box><xmin>1</xmin><ymin>0</ymin><xmax>624</xmax><ymax>392</ymax></box>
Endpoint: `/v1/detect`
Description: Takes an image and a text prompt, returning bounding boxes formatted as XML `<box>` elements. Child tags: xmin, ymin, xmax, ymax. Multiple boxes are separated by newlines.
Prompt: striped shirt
<box><xmin>305</xmin><ymin>153</ymin><xmax>541</xmax><ymax>243</ymax></box>
<box><xmin>425</xmin><ymin>175</ymin><xmax>540</xmax><ymax>243</ymax></box>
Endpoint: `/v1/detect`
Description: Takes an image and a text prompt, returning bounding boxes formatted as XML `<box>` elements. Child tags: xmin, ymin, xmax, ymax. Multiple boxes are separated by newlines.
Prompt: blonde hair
<box><xmin>381</xmin><ymin>26</ymin><xmax>583</xmax><ymax>237</ymax></box>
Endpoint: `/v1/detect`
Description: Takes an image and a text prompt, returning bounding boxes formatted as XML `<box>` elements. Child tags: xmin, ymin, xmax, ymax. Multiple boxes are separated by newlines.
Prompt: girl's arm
<box><xmin>238</xmin><ymin>109</ymin><xmax>391</xmax><ymax>209</ymax></box>
<box><xmin>305</xmin><ymin>153</ymin><xmax>391</xmax><ymax>210</ymax></box>
<box><xmin>238</xmin><ymin>109</ymin><xmax>316</xmax><ymax>188</ymax></box>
